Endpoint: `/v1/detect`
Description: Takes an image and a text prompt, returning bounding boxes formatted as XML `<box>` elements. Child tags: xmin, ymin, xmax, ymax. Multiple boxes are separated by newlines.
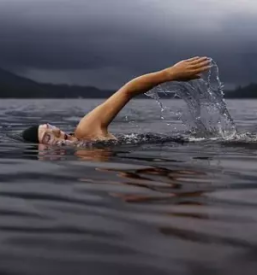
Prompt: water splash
<box><xmin>145</xmin><ymin>59</ymin><xmax>237</xmax><ymax>139</ymax></box>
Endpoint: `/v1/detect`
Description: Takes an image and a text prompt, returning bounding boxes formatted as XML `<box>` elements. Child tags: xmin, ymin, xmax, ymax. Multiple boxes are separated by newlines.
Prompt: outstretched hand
<box><xmin>164</xmin><ymin>56</ymin><xmax>211</xmax><ymax>82</ymax></box>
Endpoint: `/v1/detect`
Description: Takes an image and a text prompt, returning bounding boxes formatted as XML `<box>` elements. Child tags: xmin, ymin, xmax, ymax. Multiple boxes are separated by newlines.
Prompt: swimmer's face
<box><xmin>38</xmin><ymin>124</ymin><xmax>76</xmax><ymax>145</ymax></box>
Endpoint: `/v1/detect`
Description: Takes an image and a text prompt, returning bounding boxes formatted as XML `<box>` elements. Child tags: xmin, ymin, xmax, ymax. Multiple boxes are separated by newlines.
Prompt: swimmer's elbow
<box><xmin>119</xmin><ymin>81</ymin><xmax>144</xmax><ymax>98</ymax></box>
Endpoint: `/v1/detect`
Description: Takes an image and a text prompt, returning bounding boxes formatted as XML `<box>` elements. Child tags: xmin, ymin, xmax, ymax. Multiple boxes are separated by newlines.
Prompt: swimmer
<box><xmin>22</xmin><ymin>56</ymin><xmax>210</xmax><ymax>145</ymax></box>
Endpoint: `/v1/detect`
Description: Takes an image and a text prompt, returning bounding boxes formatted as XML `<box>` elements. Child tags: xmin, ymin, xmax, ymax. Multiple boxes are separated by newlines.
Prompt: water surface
<box><xmin>1</xmin><ymin>99</ymin><xmax>257</xmax><ymax>275</ymax></box>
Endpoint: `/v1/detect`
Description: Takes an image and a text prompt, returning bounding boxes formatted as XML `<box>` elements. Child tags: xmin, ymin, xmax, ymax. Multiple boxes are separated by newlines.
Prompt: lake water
<box><xmin>1</xmin><ymin>98</ymin><xmax>257</xmax><ymax>275</ymax></box>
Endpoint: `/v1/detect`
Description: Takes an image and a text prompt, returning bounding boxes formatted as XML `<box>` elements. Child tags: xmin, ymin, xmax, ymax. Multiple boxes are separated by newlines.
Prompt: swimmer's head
<box><xmin>22</xmin><ymin>124</ymin><xmax>76</xmax><ymax>145</ymax></box>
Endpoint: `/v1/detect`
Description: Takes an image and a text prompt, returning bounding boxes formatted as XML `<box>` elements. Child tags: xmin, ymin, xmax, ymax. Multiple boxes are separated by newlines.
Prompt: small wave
<box><xmin>75</xmin><ymin>133</ymin><xmax>188</xmax><ymax>148</ymax></box>
<box><xmin>222</xmin><ymin>132</ymin><xmax>257</xmax><ymax>143</ymax></box>
<box><xmin>117</xmin><ymin>133</ymin><xmax>188</xmax><ymax>145</ymax></box>
<box><xmin>188</xmin><ymin>131</ymin><xmax>257</xmax><ymax>144</ymax></box>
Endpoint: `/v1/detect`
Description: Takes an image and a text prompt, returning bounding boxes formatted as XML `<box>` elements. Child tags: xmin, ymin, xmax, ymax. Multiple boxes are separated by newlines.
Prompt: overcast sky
<box><xmin>0</xmin><ymin>0</ymin><xmax>256</xmax><ymax>89</ymax></box>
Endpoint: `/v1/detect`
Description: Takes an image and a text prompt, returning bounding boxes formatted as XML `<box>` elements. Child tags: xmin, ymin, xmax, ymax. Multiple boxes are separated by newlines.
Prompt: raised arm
<box><xmin>74</xmin><ymin>56</ymin><xmax>210</xmax><ymax>140</ymax></box>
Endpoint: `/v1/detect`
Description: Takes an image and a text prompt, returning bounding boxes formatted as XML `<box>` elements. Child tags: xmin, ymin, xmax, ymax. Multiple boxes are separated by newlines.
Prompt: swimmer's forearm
<box><xmin>121</xmin><ymin>70</ymin><xmax>170</xmax><ymax>98</ymax></box>
<box><xmin>122</xmin><ymin>56</ymin><xmax>211</xmax><ymax>98</ymax></box>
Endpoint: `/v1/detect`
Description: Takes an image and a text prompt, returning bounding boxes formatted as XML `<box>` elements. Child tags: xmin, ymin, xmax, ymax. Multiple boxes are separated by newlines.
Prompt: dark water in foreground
<box><xmin>1</xmin><ymin>99</ymin><xmax>257</xmax><ymax>275</ymax></box>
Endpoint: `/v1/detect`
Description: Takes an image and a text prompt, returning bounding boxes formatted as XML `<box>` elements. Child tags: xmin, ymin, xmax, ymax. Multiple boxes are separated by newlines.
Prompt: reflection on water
<box><xmin>97</xmin><ymin>166</ymin><xmax>208</xmax><ymax>204</ymax></box>
<box><xmin>1</xmin><ymin>99</ymin><xmax>257</xmax><ymax>275</ymax></box>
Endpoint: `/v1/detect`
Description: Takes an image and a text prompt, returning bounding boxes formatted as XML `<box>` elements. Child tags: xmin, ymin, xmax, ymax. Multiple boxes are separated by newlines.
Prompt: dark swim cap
<box><xmin>22</xmin><ymin>125</ymin><xmax>39</xmax><ymax>143</ymax></box>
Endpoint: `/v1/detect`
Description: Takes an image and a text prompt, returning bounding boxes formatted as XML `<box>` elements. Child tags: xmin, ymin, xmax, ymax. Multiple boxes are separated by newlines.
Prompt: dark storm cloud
<box><xmin>0</xmin><ymin>0</ymin><xmax>256</xmax><ymax>88</ymax></box>
<box><xmin>0</xmin><ymin>0</ymin><xmax>165</xmax><ymax>71</ymax></box>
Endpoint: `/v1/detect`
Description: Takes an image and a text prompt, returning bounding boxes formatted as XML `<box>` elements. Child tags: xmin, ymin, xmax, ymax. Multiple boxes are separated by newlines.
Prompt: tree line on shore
<box><xmin>0</xmin><ymin>68</ymin><xmax>256</xmax><ymax>99</ymax></box>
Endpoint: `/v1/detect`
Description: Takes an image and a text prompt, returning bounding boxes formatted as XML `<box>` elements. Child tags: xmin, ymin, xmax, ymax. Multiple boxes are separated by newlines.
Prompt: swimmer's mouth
<box><xmin>64</xmin><ymin>134</ymin><xmax>68</xmax><ymax>140</ymax></box>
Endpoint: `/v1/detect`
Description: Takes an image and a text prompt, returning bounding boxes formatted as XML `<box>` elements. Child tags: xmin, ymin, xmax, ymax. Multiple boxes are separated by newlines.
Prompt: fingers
<box><xmin>189</xmin><ymin>56</ymin><xmax>210</xmax><ymax>65</ymax></box>
<box><xmin>186</xmin><ymin>56</ymin><xmax>208</xmax><ymax>64</ymax></box>
<box><xmin>194</xmin><ymin>65</ymin><xmax>211</xmax><ymax>74</ymax></box>
<box><xmin>186</xmin><ymin>56</ymin><xmax>200</xmax><ymax>62</ymax></box>
<box><xmin>191</xmin><ymin>59</ymin><xmax>210</xmax><ymax>69</ymax></box>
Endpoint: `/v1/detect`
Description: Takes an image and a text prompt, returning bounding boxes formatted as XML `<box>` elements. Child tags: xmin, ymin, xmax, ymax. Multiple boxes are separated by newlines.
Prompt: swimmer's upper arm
<box><xmin>74</xmin><ymin>89</ymin><xmax>131</xmax><ymax>139</ymax></box>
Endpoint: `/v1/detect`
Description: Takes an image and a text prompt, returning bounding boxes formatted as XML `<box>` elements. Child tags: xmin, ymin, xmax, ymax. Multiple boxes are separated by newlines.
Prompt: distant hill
<box><xmin>0</xmin><ymin>68</ymin><xmax>45</xmax><ymax>97</ymax></box>
<box><xmin>0</xmin><ymin>68</ymin><xmax>114</xmax><ymax>98</ymax></box>
<box><xmin>225</xmin><ymin>83</ymin><xmax>257</xmax><ymax>99</ymax></box>
<box><xmin>0</xmin><ymin>68</ymin><xmax>256</xmax><ymax>98</ymax></box>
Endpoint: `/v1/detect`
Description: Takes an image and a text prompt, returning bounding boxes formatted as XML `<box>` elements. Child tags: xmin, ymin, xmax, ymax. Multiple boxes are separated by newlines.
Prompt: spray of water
<box><xmin>145</xmin><ymin>59</ymin><xmax>237</xmax><ymax>139</ymax></box>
